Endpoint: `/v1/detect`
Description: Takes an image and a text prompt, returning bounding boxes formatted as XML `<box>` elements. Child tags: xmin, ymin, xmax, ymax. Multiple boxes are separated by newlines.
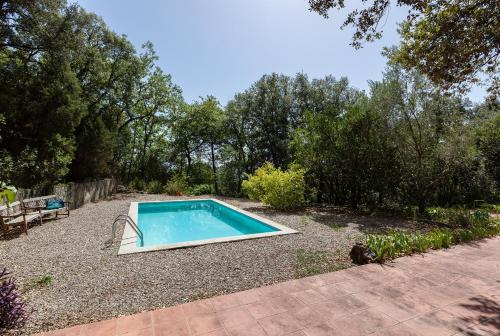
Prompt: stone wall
<box><xmin>16</xmin><ymin>178</ymin><xmax>117</xmax><ymax>209</ymax></box>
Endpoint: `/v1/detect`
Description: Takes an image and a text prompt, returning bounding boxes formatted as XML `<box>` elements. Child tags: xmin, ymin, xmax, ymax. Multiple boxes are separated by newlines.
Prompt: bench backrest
<box><xmin>22</xmin><ymin>195</ymin><xmax>59</xmax><ymax>209</ymax></box>
<box><xmin>0</xmin><ymin>201</ymin><xmax>22</xmax><ymax>217</ymax></box>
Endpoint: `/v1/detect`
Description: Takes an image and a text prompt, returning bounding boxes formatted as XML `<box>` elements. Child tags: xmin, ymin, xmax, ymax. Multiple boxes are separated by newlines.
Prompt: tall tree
<box><xmin>308</xmin><ymin>0</ymin><xmax>499</xmax><ymax>96</ymax></box>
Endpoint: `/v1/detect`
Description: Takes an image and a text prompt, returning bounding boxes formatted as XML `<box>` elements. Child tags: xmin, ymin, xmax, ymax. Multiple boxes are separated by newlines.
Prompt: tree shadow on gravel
<box><xmin>240</xmin><ymin>204</ymin><xmax>432</xmax><ymax>234</ymax></box>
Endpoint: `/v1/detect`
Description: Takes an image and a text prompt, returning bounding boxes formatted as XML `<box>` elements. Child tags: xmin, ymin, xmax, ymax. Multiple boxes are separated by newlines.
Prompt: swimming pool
<box><xmin>118</xmin><ymin>199</ymin><xmax>297</xmax><ymax>254</ymax></box>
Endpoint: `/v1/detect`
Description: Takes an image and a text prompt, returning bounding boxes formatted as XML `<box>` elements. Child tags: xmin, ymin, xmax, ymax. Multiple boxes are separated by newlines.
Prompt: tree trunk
<box><xmin>210</xmin><ymin>142</ymin><xmax>219</xmax><ymax>194</ymax></box>
<box><xmin>186</xmin><ymin>152</ymin><xmax>192</xmax><ymax>176</ymax></box>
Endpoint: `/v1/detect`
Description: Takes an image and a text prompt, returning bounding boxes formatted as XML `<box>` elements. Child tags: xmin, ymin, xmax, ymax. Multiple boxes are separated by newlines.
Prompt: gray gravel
<box><xmin>0</xmin><ymin>194</ymin><xmax>417</xmax><ymax>335</ymax></box>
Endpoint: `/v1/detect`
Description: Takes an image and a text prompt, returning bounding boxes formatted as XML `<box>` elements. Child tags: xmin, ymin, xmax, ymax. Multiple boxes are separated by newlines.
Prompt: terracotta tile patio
<box><xmin>35</xmin><ymin>237</ymin><xmax>500</xmax><ymax>336</ymax></box>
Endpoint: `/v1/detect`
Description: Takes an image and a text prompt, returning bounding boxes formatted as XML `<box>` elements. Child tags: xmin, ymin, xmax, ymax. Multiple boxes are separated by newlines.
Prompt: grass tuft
<box><xmin>24</xmin><ymin>273</ymin><xmax>53</xmax><ymax>291</ymax></box>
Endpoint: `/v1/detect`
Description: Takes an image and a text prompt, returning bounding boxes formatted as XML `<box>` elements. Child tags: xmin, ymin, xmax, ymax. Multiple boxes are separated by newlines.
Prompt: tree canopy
<box><xmin>308</xmin><ymin>0</ymin><xmax>499</xmax><ymax>96</ymax></box>
<box><xmin>0</xmin><ymin>0</ymin><xmax>498</xmax><ymax>212</ymax></box>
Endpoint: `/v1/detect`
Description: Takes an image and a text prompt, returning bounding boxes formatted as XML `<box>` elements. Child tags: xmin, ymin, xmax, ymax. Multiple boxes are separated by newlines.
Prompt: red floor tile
<box><xmin>116</xmin><ymin>312</ymin><xmax>152</xmax><ymax>335</ymax></box>
<box><xmin>257</xmin><ymin>312</ymin><xmax>301</xmax><ymax>336</ymax></box>
<box><xmin>246</xmin><ymin>300</ymin><xmax>281</xmax><ymax>319</ymax></box>
<box><xmin>186</xmin><ymin>312</ymin><xmax>222</xmax><ymax>335</ymax></box>
<box><xmin>224</xmin><ymin>319</ymin><xmax>267</xmax><ymax>336</ymax></box>
<box><xmin>33</xmin><ymin>237</ymin><xmax>500</xmax><ymax>336</ymax></box>
<box><xmin>217</xmin><ymin>306</ymin><xmax>255</xmax><ymax>328</ymax></box>
<box><xmin>79</xmin><ymin>319</ymin><xmax>117</xmax><ymax>336</ymax></box>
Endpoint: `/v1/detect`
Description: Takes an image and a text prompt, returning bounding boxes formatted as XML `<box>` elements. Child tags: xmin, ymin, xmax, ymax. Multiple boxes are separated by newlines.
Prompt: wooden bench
<box><xmin>22</xmin><ymin>195</ymin><xmax>71</xmax><ymax>222</ymax></box>
<box><xmin>0</xmin><ymin>201</ymin><xmax>42</xmax><ymax>235</ymax></box>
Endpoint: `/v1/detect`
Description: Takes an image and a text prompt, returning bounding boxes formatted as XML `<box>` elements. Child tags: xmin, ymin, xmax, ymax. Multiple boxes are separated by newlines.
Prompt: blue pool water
<box><xmin>137</xmin><ymin>200</ymin><xmax>279</xmax><ymax>247</ymax></box>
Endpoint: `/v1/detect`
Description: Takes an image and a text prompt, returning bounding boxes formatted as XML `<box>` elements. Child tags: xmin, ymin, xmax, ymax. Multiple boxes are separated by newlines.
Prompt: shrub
<box><xmin>473</xmin><ymin>209</ymin><xmax>489</xmax><ymax>223</ymax></box>
<box><xmin>241</xmin><ymin>162</ymin><xmax>275</xmax><ymax>200</ymax></box>
<box><xmin>128</xmin><ymin>178</ymin><xmax>146</xmax><ymax>191</ymax></box>
<box><xmin>424</xmin><ymin>207</ymin><xmax>481</xmax><ymax>227</ymax></box>
<box><xmin>0</xmin><ymin>268</ymin><xmax>28</xmax><ymax>331</ymax></box>
<box><xmin>479</xmin><ymin>203</ymin><xmax>500</xmax><ymax>213</ymax></box>
<box><xmin>187</xmin><ymin>184</ymin><xmax>212</xmax><ymax>196</ymax></box>
<box><xmin>164</xmin><ymin>174</ymin><xmax>188</xmax><ymax>196</ymax></box>
<box><xmin>365</xmin><ymin>218</ymin><xmax>500</xmax><ymax>263</ymax></box>
<box><xmin>146</xmin><ymin>180</ymin><xmax>164</xmax><ymax>194</ymax></box>
<box><xmin>242</xmin><ymin>163</ymin><xmax>306</xmax><ymax>210</ymax></box>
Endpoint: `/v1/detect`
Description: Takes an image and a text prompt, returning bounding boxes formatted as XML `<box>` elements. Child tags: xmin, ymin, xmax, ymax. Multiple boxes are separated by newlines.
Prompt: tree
<box><xmin>0</xmin><ymin>0</ymin><xmax>182</xmax><ymax>187</ymax></box>
<box><xmin>308</xmin><ymin>0</ymin><xmax>499</xmax><ymax>96</ymax></box>
<box><xmin>291</xmin><ymin>79</ymin><xmax>398</xmax><ymax>207</ymax></box>
<box><xmin>195</xmin><ymin>96</ymin><xmax>225</xmax><ymax>194</ymax></box>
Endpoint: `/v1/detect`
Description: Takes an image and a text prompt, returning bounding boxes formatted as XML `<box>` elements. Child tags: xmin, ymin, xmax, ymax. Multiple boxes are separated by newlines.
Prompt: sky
<box><xmin>76</xmin><ymin>0</ymin><xmax>486</xmax><ymax>105</ymax></box>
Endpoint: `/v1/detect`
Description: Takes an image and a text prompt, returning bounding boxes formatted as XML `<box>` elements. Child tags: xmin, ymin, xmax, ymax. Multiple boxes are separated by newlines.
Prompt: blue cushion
<box><xmin>46</xmin><ymin>199</ymin><xmax>64</xmax><ymax>210</ymax></box>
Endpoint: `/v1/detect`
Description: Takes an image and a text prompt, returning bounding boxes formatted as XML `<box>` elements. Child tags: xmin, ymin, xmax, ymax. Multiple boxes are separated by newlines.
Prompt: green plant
<box><xmin>366</xmin><ymin>235</ymin><xmax>396</xmax><ymax>262</ymax></box>
<box><xmin>164</xmin><ymin>174</ymin><xmax>188</xmax><ymax>196</ymax></box>
<box><xmin>479</xmin><ymin>203</ymin><xmax>500</xmax><ymax>213</ymax></box>
<box><xmin>25</xmin><ymin>273</ymin><xmax>52</xmax><ymax>291</ymax></box>
<box><xmin>0</xmin><ymin>182</ymin><xmax>17</xmax><ymax>204</ymax></box>
<box><xmin>424</xmin><ymin>207</ymin><xmax>487</xmax><ymax>228</ymax></box>
<box><xmin>473</xmin><ymin>209</ymin><xmax>489</xmax><ymax>223</ymax></box>
<box><xmin>146</xmin><ymin>180</ymin><xmax>164</xmax><ymax>194</ymax></box>
<box><xmin>425</xmin><ymin>207</ymin><xmax>446</xmax><ymax>221</ymax></box>
<box><xmin>187</xmin><ymin>184</ymin><xmax>212</xmax><ymax>196</ymax></box>
<box><xmin>427</xmin><ymin>228</ymin><xmax>453</xmax><ymax>249</ymax></box>
<box><xmin>241</xmin><ymin>162</ymin><xmax>275</xmax><ymax>200</ymax></box>
<box><xmin>365</xmin><ymin>217</ymin><xmax>500</xmax><ymax>263</ymax></box>
<box><xmin>128</xmin><ymin>178</ymin><xmax>146</xmax><ymax>191</ymax></box>
<box><xmin>391</xmin><ymin>231</ymin><xmax>412</xmax><ymax>255</ymax></box>
<box><xmin>328</xmin><ymin>223</ymin><xmax>343</xmax><ymax>231</ymax></box>
<box><xmin>242</xmin><ymin>163</ymin><xmax>306</xmax><ymax>210</ymax></box>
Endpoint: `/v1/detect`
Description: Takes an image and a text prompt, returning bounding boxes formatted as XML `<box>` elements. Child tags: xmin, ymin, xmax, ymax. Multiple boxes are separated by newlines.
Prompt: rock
<box><xmin>349</xmin><ymin>243</ymin><xmax>374</xmax><ymax>265</ymax></box>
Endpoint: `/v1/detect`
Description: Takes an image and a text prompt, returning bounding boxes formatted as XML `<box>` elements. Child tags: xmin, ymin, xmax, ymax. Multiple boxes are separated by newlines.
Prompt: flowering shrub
<box><xmin>0</xmin><ymin>268</ymin><xmax>28</xmax><ymax>331</ymax></box>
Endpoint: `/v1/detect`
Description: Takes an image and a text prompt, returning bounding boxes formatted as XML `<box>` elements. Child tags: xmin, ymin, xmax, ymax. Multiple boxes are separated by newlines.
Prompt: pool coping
<box><xmin>117</xmin><ymin>198</ymin><xmax>298</xmax><ymax>255</ymax></box>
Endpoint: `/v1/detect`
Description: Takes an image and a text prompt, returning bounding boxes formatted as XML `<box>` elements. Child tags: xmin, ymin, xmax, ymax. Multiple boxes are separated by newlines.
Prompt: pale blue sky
<box><xmin>76</xmin><ymin>0</ymin><xmax>486</xmax><ymax>104</ymax></box>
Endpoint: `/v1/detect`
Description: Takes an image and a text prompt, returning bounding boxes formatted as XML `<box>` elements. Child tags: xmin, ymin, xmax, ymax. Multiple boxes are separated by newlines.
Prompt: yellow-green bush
<box><xmin>242</xmin><ymin>163</ymin><xmax>306</xmax><ymax>210</ymax></box>
<box><xmin>164</xmin><ymin>174</ymin><xmax>188</xmax><ymax>196</ymax></box>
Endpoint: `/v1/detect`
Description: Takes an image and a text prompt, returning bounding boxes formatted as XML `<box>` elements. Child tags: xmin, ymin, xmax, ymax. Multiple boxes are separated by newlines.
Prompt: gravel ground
<box><xmin>0</xmin><ymin>194</ymin><xmax>419</xmax><ymax>335</ymax></box>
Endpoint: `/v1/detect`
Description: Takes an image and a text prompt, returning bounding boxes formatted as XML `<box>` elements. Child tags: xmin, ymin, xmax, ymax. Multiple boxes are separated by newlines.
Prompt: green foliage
<box><xmin>24</xmin><ymin>273</ymin><xmax>53</xmax><ymax>291</ymax></box>
<box><xmin>309</xmin><ymin>1</ymin><xmax>499</xmax><ymax>94</ymax></box>
<box><xmin>366</xmin><ymin>216</ymin><xmax>500</xmax><ymax>263</ymax></box>
<box><xmin>0</xmin><ymin>182</ymin><xmax>17</xmax><ymax>204</ymax></box>
<box><xmin>0</xmin><ymin>1</ymin><xmax>498</xmax><ymax>212</ymax></box>
<box><xmin>164</xmin><ymin>174</ymin><xmax>188</xmax><ymax>196</ymax></box>
<box><xmin>0</xmin><ymin>1</ymin><xmax>181</xmax><ymax>188</ymax></box>
<box><xmin>242</xmin><ymin>163</ymin><xmax>306</xmax><ymax>210</ymax></box>
<box><xmin>328</xmin><ymin>223</ymin><xmax>343</xmax><ymax>231</ymax></box>
<box><xmin>187</xmin><ymin>184</ymin><xmax>212</xmax><ymax>196</ymax></box>
<box><xmin>128</xmin><ymin>178</ymin><xmax>146</xmax><ymax>191</ymax></box>
<box><xmin>424</xmin><ymin>207</ymin><xmax>491</xmax><ymax>227</ymax></box>
<box><xmin>241</xmin><ymin>162</ymin><xmax>275</xmax><ymax>201</ymax></box>
<box><xmin>479</xmin><ymin>203</ymin><xmax>500</xmax><ymax>213</ymax></box>
<box><xmin>146</xmin><ymin>180</ymin><xmax>164</xmax><ymax>194</ymax></box>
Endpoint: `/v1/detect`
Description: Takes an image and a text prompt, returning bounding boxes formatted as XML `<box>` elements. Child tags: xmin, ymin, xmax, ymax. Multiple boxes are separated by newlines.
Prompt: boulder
<box><xmin>349</xmin><ymin>243</ymin><xmax>374</xmax><ymax>265</ymax></box>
